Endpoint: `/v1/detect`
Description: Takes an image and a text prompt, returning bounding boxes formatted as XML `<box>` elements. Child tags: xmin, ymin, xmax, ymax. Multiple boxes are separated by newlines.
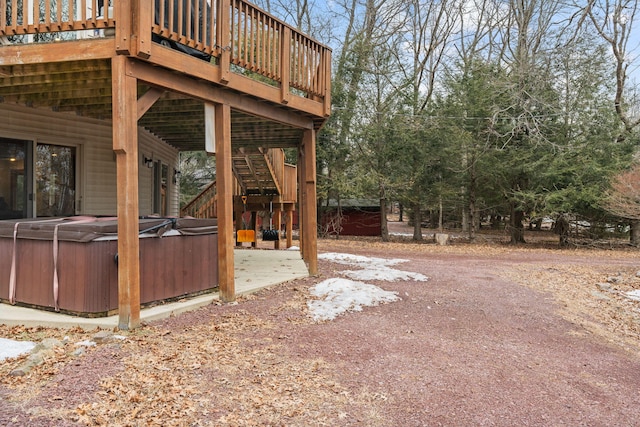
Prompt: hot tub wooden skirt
<box><xmin>0</xmin><ymin>218</ymin><xmax>218</xmax><ymax>317</ymax></box>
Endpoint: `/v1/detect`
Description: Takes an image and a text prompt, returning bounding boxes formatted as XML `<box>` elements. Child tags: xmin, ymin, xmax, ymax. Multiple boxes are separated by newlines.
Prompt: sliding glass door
<box><xmin>36</xmin><ymin>144</ymin><xmax>76</xmax><ymax>217</ymax></box>
<box><xmin>0</xmin><ymin>139</ymin><xmax>28</xmax><ymax>219</ymax></box>
<box><xmin>1</xmin><ymin>140</ymin><xmax>78</xmax><ymax>219</ymax></box>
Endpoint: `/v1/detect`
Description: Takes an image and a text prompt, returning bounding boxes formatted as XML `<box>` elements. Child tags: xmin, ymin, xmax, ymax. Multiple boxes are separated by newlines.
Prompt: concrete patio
<box><xmin>0</xmin><ymin>248</ymin><xmax>308</xmax><ymax>329</ymax></box>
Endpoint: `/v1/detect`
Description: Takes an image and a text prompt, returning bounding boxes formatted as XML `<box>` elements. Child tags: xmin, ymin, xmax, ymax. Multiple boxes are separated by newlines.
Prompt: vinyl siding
<box><xmin>0</xmin><ymin>104</ymin><xmax>180</xmax><ymax>217</ymax></box>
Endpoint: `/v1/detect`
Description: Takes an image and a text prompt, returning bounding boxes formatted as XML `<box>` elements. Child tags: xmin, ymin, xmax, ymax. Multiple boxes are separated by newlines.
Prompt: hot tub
<box><xmin>0</xmin><ymin>217</ymin><xmax>218</xmax><ymax>316</ymax></box>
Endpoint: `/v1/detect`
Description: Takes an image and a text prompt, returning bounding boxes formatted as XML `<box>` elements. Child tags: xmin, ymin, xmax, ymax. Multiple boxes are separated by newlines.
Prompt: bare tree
<box><xmin>389</xmin><ymin>0</ymin><xmax>459</xmax><ymax>241</ymax></box>
<box><xmin>251</xmin><ymin>0</ymin><xmax>331</xmax><ymax>42</ymax></box>
<box><xmin>584</xmin><ymin>0</ymin><xmax>640</xmax><ymax>140</ymax></box>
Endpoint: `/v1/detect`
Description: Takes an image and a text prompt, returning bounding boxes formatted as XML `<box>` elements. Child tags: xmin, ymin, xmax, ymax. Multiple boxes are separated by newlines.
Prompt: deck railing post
<box><xmin>323</xmin><ymin>49</ymin><xmax>332</xmax><ymax>117</ymax></box>
<box><xmin>280</xmin><ymin>26</ymin><xmax>291</xmax><ymax>104</ymax></box>
<box><xmin>134</xmin><ymin>0</ymin><xmax>152</xmax><ymax>58</ymax></box>
<box><xmin>217</xmin><ymin>0</ymin><xmax>231</xmax><ymax>83</ymax></box>
<box><xmin>115</xmin><ymin>0</ymin><xmax>133</xmax><ymax>54</ymax></box>
<box><xmin>1</xmin><ymin>1</ymin><xmax>6</xmax><ymax>30</ymax></box>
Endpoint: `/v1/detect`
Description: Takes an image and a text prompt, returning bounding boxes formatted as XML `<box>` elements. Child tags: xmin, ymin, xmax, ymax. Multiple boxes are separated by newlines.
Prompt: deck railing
<box><xmin>283</xmin><ymin>163</ymin><xmax>296</xmax><ymax>202</ymax></box>
<box><xmin>0</xmin><ymin>0</ymin><xmax>113</xmax><ymax>35</ymax></box>
<box><xmin>180</xmin><ymin>179</ymin><xmax>218</xmax><ymax>218</ymax></box>
<box><xmin>1</xmin><ymin>0</ymin><xmax>331</xmax><ymax>104</ymax></box>
<box><xmin>265</xmin><ymin>147</ymin><xmax>284</xmax><ymax>193</ymax></box>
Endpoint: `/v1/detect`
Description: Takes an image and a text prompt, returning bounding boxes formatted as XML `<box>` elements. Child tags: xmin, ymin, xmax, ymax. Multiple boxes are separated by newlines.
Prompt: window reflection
<box><xmin>36</xmin><ymin>144</ymin><xmax>76</xmax><ymax>217</ymax></box>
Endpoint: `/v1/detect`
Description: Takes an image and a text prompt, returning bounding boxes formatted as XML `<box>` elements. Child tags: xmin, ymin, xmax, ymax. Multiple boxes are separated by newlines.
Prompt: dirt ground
<box><xmin>2</xmin><ymin>222</ymin><xmax>640</xmax><ymax>426</ymax></box>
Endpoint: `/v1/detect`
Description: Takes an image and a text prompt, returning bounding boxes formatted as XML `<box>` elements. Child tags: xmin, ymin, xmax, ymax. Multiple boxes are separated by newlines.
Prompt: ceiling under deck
<box><xmin>0</xmin><ymin>59</ymin><xmax>307</xmax><ymax>152</ymax></box>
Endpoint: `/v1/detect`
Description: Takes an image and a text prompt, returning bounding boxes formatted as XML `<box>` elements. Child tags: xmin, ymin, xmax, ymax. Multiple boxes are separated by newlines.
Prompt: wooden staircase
<box><xmin>181</xmin><ymin>148</ymin><xmax>296</xmax><ymax>219</ymax></box>
<box><xmin>233</xmin><ymin>148</ymin><xmax>282</xmax><ymax>197</ymax></box>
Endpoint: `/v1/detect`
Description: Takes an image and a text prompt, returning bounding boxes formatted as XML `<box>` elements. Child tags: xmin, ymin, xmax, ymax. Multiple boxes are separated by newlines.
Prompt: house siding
<box><xmin>0</xmin><ymin>104</ymin><xmax>179</xmax><ymax>217</ymax></box>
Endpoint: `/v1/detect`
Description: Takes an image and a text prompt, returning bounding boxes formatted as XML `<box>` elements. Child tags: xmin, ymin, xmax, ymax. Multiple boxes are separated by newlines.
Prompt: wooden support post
<box><xmin>250</xmin><ymin>211</ymin><xmax>257</xmax><ymax>248</ymax></box>
<box><xmin>205</xmin><ymin>103</ymin><xmax>217</xmax><ymax>153</ymax></box>
<box><xmin>286</xmin><ymin>208</ymin><xmax>293</xmax><ymax>249</ymax></box>
<box><xmin>234</xmin><ymin>198</ymin><xmax>243</xmax><ymax>247</ymax></box>
<box><xmin>274</xmin><ymin>209</ymin><xmax>282</xmax><ymax>249</ymax></box>
<box><xmin>301</xmin><ymin>129</ymin><xmax>318</xmax><ymax>275</ymax></box>
<box><xmin>297</xmin><ymin>147</ymin><xmax>304</xmax><ymax>258</ymax></box>
<box><xmin>112</xmin><ymin>56</ymin><xmax>141</xmax><ymax>330</ymax></box>
<box><xmin>214</xmin><ymin>103</ymin><xmax>235</xmax><ymax>302</ymax></box>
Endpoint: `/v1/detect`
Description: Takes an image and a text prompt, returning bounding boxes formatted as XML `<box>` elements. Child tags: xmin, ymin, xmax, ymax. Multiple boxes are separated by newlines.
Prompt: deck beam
<box><xmin>128</xmin><ymin>58</ymin><xmax>316</xmax><ymax>130</ymax></box>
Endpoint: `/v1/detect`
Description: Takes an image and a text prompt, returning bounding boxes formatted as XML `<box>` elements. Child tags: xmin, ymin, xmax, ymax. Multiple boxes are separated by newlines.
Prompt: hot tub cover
<box><xmin>0</xmin><ymin>217</ymin><xmax>174</xmax><ymax>242</ymax></box>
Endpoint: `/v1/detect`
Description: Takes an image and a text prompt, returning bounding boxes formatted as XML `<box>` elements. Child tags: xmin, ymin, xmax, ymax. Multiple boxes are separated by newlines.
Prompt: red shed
<box><xmin>321</xmin><ymin>199</ymin><xmax>381</xmax><ymax>237</ymax></box>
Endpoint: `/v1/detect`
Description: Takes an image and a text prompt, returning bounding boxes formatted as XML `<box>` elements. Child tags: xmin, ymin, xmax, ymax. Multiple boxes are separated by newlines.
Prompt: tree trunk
<box><xmin>468</xmin><ymin>168</ymin><xmax>477</xmax><ymax>240</ymax></box>
<box><xmin>510</xmin><ymin>206</ymin><xmax>526</xmax><ymax>244</ymax></box>
<box><xmin>438</xmin><ymin>197</ymin><xmax>443</xmax><ymax>232</ymax></box>
<box><xmin>412</xmin><ymin>203</ymin><xmax>423</xmax><ymax>241</ymax></box>
<box><xmin>491</xmin><ymin>214</ymin><xmax>502</xmax><ymax>229</ymax></box>
<box><xmin>534</xmin><ymin>218</ymin><xmax>542</xmax><ymax>231</ymax></box>
<box><xmin>555</xmin><ymin>215</ymin><xmax>569</xmax><ymax>247</ymax></box>
<box><xmin>399</xmin><ymin>204</ymin><xmax>403</xmax><ymax>222</ymax></box>
<box><xmin>380</xmin><ymin>197</ymin><xmax>389</xmax><ymax>242</ymax></box>
<box><xmin>335</xmin><ymin>202</ymin><xmax>342</xmax><ymax>240</ymax></box>
<box><xmin>631</xmin><ymin>220</ymin><xmax>640</xmax><ymax>246</ymax></box>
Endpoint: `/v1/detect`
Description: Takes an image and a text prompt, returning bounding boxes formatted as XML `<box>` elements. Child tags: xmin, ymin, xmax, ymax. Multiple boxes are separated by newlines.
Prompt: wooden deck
<box><xmin>0</xmin><ymin>0</ymin><xmax>329</xmax><ymax>328</ymax></box>
<box><xmin>0</xmin><ymin>0</ymin><xmax>331</xmax><ymax>148</ymax></box>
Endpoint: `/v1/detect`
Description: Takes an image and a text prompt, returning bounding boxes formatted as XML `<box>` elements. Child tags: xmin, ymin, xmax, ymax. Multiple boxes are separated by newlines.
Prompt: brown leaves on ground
<box><xmin>503</xmin><ymin>263</ymin><xmax>640</xmax><ymax>353</ymax></box>
<box><xmin>0</xmin><ymin>306</ymin><xmax>377</xmax><ymax>426</ymax></box>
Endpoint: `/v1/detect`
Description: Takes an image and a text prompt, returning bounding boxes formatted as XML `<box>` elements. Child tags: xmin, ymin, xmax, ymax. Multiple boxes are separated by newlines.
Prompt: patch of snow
<box><xmin>343</xmin><ymin>267</ymin><xmax>428</xmax><ymax>282</ymax></box>
<box><xmin>74</xmin><ymin>340</ymin><xmax>96</xmax><ymax>347</ymax></box>
<box><xmin>0</xmin><ymin>338</ymin><xmax>36</xmax><ymax>361</ymax></box>
<box><xmin>625</xmin><ymin>290</ymin><xmax>640</xmax><ymax>302</ymax></box>
<box><xmin>307</xmin><ymin>278</ymin><xmax>400</xmax><ymax>321</ymax></box>
<box><xmin>319</xmin><ymin>252</ymin><xmax>408</xmax><ymax>268</ymax></box>
<box><xmin>287</xmin><ymin>246</ymin><xmax>300</xmax><ymax>251</ymax></box>
<box><xmin>319</xmin><ymin>252</ymin><xmax>428</xmax><ymax>282</ymax></box>
<box><xmin>309</xmin><ymin>252</ymin><xmax>429</xmax><ymax>321</ymax></box>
